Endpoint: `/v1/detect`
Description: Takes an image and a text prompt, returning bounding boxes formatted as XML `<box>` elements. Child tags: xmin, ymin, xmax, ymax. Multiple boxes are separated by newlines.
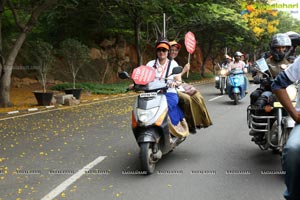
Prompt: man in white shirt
<box><xmin>272</xmin><ymin>56</ymin><xmax>300</xmax><ymax>200</ymax></box>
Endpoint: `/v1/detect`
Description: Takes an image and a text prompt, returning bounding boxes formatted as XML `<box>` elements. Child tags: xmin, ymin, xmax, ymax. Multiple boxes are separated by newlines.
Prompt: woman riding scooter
<box><xmin>227</xmin><ymin>51</ymin><xmax>249</xmax><ymax>92</ymax></box>
<box><xmin>121</xmin><ymin>39</ymin><xmax>189</xmax><ymax>174</ymax></box>
<box><xmin>145</xmin><ymin>39</ymin><xmax>189</xmax><ymax>140</ymax></box>
<box><xmin>226</xmin><ymin>51</ymin><xmax>248</xmax><ymax>104</ymax></box>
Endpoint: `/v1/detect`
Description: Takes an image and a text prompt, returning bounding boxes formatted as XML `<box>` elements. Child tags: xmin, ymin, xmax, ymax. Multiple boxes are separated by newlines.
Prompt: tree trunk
<box><xmin>101</xmin><ymin>62</ymin><xmax>109</xmax><ymax>84</ymax></box>
<box><xmin>134</xmin><ymin>16</ymin><xmax>142</xmax><ymax>66</ymax></box>
<box><xmin>0</xmin><ymin>0</ymin><xmax>58</xmax><ymax>107</ymax></box>
<box><xmin>0</xmin><ymin>32</ymin><xmax>26</xmax><ymax>107</ymax></box>
<box><xmin>200</xmin><ymin>40</ymin><xmax>214</xmax><ymax>77</ymax></box>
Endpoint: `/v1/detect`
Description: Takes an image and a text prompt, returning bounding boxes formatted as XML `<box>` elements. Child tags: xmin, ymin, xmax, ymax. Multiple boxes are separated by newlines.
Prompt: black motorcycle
<box><xmin>247</xmin><ymin>58</ymin><xmax>297</xmax><ymax>153</ymax></box>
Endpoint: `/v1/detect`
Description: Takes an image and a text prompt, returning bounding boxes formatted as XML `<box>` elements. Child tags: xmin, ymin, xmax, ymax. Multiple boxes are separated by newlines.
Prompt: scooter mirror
<box><xmin>171</xmin><ymin>66</ymin><xmax>183</xmax><ymax>75</ymax></box>
<box><xmin>118</xmin><ymin>71</ymin><xmax>130</xmax><ymax>79</ymax></box>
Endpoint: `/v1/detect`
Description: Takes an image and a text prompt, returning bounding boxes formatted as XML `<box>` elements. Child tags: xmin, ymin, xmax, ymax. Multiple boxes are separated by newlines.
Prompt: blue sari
<box><xmin>165</xmin><ymin>93</ymin><xmax>184</xmax><ymax>125</ymax></box>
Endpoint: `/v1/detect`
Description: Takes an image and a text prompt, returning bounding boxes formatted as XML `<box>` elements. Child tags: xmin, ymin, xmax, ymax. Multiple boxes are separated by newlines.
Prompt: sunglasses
<box><xmin>157</xmin><ymin>48</ymin><xmax>168</xmax><ymax>52</ymax></box>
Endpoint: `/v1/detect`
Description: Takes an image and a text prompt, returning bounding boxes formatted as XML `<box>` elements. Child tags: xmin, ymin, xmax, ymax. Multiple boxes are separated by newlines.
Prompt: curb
<box><xmin>0</xmin><ymin>93</ymin><xmax>138</xmax><ymax>120</ymax></box>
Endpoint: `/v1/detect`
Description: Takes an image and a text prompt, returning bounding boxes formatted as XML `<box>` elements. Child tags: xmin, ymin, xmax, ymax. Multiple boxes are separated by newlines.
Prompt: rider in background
<box><xmin>221</xmin><ymin>54</ymin><xmax>232</xmax><ymax>69</ymax></box>
<box><xmin>227</xmin><ymin>51</ymin><xmax>249</xmax><ymax>92</ymax></box>
<box><xmin>227</xmin><ymin>51</ymin><xmax>247</xmax><ymax>72</ymax></box>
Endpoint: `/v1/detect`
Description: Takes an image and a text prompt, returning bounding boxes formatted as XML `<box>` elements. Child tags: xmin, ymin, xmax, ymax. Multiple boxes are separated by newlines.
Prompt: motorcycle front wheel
<box><xmin>220</xmin><ymin>78</ymin><xmax>226</xmax><ymax>95</ymax></box>
<box><xmin>140</xmin><ymin>142</ymin><xmax>156</xmax><ymax>174</ymax></box>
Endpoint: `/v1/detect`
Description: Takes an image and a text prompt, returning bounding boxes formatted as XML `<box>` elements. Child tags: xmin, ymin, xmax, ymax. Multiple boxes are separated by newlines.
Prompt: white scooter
<box><xmin>118</xmin><ymin>66</ymin><xmax>189</xmax><ymax>174</ymax></box>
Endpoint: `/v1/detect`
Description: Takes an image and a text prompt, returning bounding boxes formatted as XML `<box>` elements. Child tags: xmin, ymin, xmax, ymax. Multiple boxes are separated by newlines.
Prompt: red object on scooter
<box><xmin>131</xmin><ymin>65</ymin><xmax>156</xmax><ymax>85</ymax></box>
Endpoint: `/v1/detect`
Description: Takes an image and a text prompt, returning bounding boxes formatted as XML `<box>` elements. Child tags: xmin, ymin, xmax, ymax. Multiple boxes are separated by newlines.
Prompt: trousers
<box><xmin>282</xmin><ymin>124</ymin><xmax>300</xmax><ymax>200</ymax></box>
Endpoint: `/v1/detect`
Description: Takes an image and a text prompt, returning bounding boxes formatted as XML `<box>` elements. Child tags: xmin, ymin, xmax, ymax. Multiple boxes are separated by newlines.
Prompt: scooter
<box><xmin>226</xmin><ymin>68</ymin><xmax>247</xmax><ymax>105</ymax></box>
<box><xmin>215</xmin><ymin>63</ymin><xmax>227</xmax><ymax>95</ymax></box>
<box><xmin>118</xmin><ymin>66</ymin><xmax>189</xmax><ymax>174</ymax></box>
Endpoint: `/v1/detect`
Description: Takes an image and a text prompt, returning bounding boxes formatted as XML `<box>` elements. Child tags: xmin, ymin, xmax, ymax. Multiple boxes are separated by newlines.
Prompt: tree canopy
<box><xmin>0</xmin><ymin>0</ymin><xmax>299</xmax><ymax>107</ymax></box>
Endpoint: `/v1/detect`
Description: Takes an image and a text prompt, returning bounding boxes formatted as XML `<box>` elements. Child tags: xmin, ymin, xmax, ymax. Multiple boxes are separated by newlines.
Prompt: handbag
<box><xmin>182</xmin><ymin>83</ymin><xmax>197</xmax><ymax>96</ymax></box>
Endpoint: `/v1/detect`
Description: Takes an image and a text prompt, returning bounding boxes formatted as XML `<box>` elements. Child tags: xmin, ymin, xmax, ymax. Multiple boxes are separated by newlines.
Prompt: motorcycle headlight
<box><xmin>215</xmin><ymin>76</ymin><xmax>220</xmax><ymax>81</ymax></box>
<box><xmin>286</xmin><ymin>84</ymin><xmax>297</xmax><ymax>101</ymax></box>
<box><xmin>137</xmin><ymin>107</ymin><xmax>159</xmax><ymax>123</ymax></box>
<box><xmin>220</xmin><ymin>69</ymin><xmax>227</xmax><ymax>75</ymax></box>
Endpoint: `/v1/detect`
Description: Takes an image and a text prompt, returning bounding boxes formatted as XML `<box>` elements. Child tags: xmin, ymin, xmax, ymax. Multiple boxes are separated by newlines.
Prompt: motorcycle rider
<box><xmin>249</xmin><ymin>33</ymin><xmax>292</xmax><ymax>136</ymax></box>
<box><xmin>222</xmin><ymin>55</ymin><xmax>232</xmax><ymax>69</ymax></box>
<box><xmin>271</xmin><ymin>56</ymin><xmax>300</xmax><ymax>200</ymax></box>
<box><xmin>169</xmin><ymin>40</ymin><xmax>212</xmax><ymax>133</ymax></box>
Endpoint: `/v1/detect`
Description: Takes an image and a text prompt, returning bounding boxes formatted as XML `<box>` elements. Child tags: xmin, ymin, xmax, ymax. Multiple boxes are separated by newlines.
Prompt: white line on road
<box><xmin>208</xmin><ymin>95</ymin><xmax>224</xmax><ymax>101</ymax></box>
<box><xmin>41</xmin><ymin>156</ymin><xmax>107</xmax><ymax>200</ymax></box>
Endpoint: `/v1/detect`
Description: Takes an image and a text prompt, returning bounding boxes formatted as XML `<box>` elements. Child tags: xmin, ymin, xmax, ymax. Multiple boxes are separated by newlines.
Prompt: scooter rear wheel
<box><xmin>140</xmin><ymin>142</ymin><xmax>156</xmax><ymax>174</ymax></box>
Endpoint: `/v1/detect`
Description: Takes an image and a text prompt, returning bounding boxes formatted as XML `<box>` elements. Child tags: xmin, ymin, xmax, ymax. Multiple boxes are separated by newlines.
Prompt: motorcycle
<box><xmin>118</xmin><ymin>66</ymin><xmax>189</xmax><ymax>174</ymax></box>
<box><xmin>215</xmin><ymin>63</ymin><xmax>227</xmax><ymax>95</ymax></box>
<box><xmin>246</xmin><ymin>59</ymin><xmax>297</xmax><ymax>153</ymax></box>
<box><xmin>226</xmin><ymin>68</ymin><xmax>247</xmax><ymax>105</ymax></box>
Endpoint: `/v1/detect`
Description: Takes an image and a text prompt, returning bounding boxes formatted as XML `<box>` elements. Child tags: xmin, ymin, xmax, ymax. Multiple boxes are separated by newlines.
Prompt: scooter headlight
<box><xmin>215</xmin><ymin>76</ymin><xmax>220</xmax><ymax>81</ymax></box>
<box><xmin>137</xmin><ymin>107</ymin><xmax>159</xmax><ymax>123</ymax></box>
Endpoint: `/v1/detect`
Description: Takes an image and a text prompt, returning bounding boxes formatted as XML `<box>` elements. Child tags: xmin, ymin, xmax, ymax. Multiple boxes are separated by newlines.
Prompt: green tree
<box><xmin>32</xmin><ymin>40</ymin><xmax>54</xmax><ymax>93</ymax></box>
<box><xmin>277</xmin><ymin>11</ymin><xmax>300</xmax><ymax>33</ymax></box>
<box><xmin>58</xmin><ymin>38</ymin><xmax>91</xmax><ymax>89</ymax></box>
<box><xmin>185</xmin><ymin>2</ymin><xmax>249</xmax><ymax>76</ymax></box>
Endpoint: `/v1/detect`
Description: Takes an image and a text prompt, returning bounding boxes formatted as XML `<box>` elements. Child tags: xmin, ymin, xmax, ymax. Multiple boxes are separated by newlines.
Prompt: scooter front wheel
<box><xmin>233</xmin><ymin>93</ymin><xmax>239</xmax><ymax>105</ymax></box>
<box><xmin>140</xmin><ymin>142</ymin><xmax>156</xmax><ymax>174</ymax></box>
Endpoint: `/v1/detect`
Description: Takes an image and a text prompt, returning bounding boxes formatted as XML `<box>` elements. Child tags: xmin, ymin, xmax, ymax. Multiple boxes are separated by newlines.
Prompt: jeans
<box><xmin>282</xmin><ymin>124</ymin><xmax>300</xmax><ymax>200</ymax></box>
<box><xmin>244</xmin><ymin>75</ymin><xmax>249</xmax><ymax>91</ymax></box>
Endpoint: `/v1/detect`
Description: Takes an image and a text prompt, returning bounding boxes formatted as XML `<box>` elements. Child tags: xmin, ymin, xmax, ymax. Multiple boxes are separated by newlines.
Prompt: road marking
<box><xmin>41</xmin><ymin>156</ymin><xmax>106</xmax><ymax>200</ymax></box>
<box><xmin>7</xmin><ymin>110</ymin><xmax>20</xmax><ymax>114</ymax></box>
<box><xmin>208</xmin><ymin>95</ymin><xmax>224</xmax><ymax>101</ymax></box>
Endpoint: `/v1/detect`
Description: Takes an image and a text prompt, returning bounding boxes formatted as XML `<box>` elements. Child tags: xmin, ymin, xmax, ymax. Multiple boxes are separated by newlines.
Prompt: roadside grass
<box><xmin>50</xmin><ymin>82</ymin><xmax>131</xmax><ymax>94</ymax></box>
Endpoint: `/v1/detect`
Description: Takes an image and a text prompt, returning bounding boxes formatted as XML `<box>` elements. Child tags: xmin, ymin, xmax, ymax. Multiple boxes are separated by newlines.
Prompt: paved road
<box><xmin>0</xmin><ymin>82</ymin><xmax>286</xmax><ymax>200</ymax></box>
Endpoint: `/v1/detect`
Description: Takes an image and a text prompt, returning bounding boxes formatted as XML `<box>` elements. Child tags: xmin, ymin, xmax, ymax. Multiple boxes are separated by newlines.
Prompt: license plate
<box><xmin>139</xmin><ymin>92</ymin><xmax>157</xmax><ymax>98</ymax></box>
